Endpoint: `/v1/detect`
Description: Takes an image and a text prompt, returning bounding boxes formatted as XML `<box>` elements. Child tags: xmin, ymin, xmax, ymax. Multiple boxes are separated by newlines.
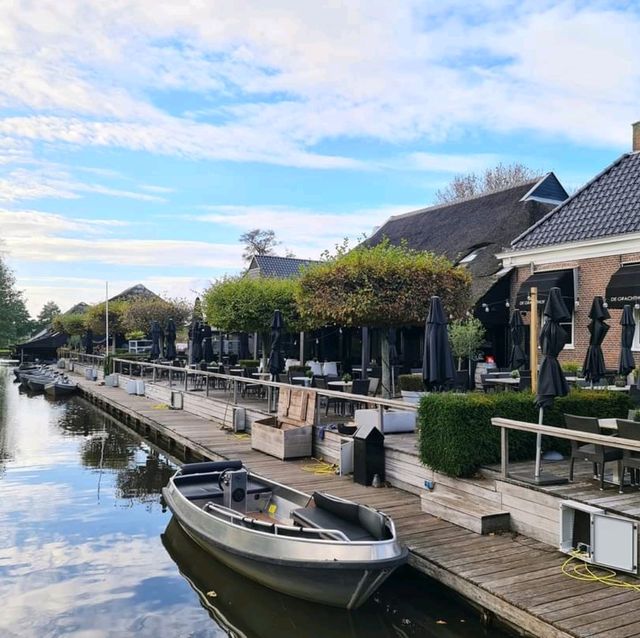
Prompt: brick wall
<box><xmin>512</xmin><ymin>252</ymin><xmax>640</xmax><ymax>369</ymax></box>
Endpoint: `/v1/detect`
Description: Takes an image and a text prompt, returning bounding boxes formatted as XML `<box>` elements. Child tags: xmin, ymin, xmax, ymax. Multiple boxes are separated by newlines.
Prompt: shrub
<box><xmin>399</xmin><ymin>374</ymin><xmax>425</xmax><ymax>392</ymax></box>
<box><xmin>239</xmin><ymin>359</ymin><xmax>260</xmax><ymax>368</ymax></box>
<box><xmin>418</xmin><ymin>390</ymin><xmax>632</xmax><ymax>477</ymax></box>
<box><xmin>561</xmin><ymin>361</ymin><xmax>581</xmax><ymax>375</ymax></box>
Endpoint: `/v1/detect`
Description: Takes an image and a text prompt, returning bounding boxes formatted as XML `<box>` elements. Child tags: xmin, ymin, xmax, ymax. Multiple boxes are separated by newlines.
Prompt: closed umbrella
<box><xmin>422</xmin><ymin>296</ymin><xmax>455</xmax><ymax>391</ymax></box>
<box><xmin>150</xmin><ymin>320</ymin><xmax>162</xmax><ymax>359</ymax></box>
<box><xmin>508</xmin><ymin>311</ymin><xmax>527</xmax><ymax>371</ymax></box>
<box><xmin>202</xmin><ymin>323</ymin><xmax>214</xmax><ymax>362</ymax></box>
<box><xmin>534</xmin><ymin>287</ymin><xmax>570</xmax><ymax>484</ymax></box>
<box><xmin>618</xmin><ymin>304</ymin><xmax>635</xmax><ymax>380</ymax></box>
<box><xmin>267</xmin><ymin>310</ymin><xmax>284</xmax><ymax>379</ymax></box>
<box><xmin>190</xmin><ymin>320</ymin><xmax>203</xmax><ymax>364</ymax></box>
<box><xmin>582</xmin><ymin>296</ymin><xmax>610</xmax><ymax>385</ymax></box>
<box><xmin>85</xmin><ymin>328</ymin><xmax>94</xmax><ymax>355</ymax></box>
<box><xmin>165</xmin><ymin>318</ymin><xmax>177</xmax><ymax>360</ymax></box>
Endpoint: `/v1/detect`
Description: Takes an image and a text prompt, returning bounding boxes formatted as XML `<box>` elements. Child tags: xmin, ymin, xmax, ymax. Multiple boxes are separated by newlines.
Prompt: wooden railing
<box><xmin>108</xmin><ymin>357</ymin><xmax>417</xmax><ymax>433</ymax></box>
<box><xmin>491</xmin><ymin>417</ymin><xmax>640</xmax><ymax>479</ymax></box>
<box><xmin>60</xmin><ymin>349</ymin><xmax>105</xmax><ymax>367</ymax></box>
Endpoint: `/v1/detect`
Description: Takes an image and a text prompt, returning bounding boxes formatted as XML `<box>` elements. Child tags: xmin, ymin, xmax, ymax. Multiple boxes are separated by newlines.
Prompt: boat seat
<box><xmin>176</xmin><ymin>478</ymin><xmax>271</xmax><ymax>501</ymax></box>
<box><xmin>291</xmin><ymin>507</ymin><xmax>374</xmax><ymax>541</ymax></box>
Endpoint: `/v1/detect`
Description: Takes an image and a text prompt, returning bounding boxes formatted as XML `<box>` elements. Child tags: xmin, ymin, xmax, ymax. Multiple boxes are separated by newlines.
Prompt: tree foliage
<box><xmin>52</xmin><ymin>313</ymin><xmax>86</xmax><ymax>336</ymax></box>
<box><xmin>34</xmin><ymin>300</ymin><xmax>61</xmax><ymax>331</ymax></box>
<box><xmin>0</xmin><ymin>255</ymin><xmax>31</xmax><ymax>346</ymax></box>
<box><xmin>122</xmin><ymin>297</ymin><xmax>191</xmax><ymax>335</ymax></box>
<box><xmin>239</xmin><ymin>228</ymin><xmax>279</xmax><ymax>263</ymax></box>
<box><xmin>204</xmin><ymin>276</ymin><xmax>300</xmax><ymax>338</ymax></box>
<box><xmin>296</xmin><ymin>241</ymin><xmax>471</xmax><ymax>329</ymax></box>
<box><xmin>434</xmin><ymin>162</ymin><xmax>541</xmax><ymax>204</ymax></box>
<box><xmin>449</xmin><ymin>317</ymin><xmax>486</xmax><ymax>369</ymax></box>
<box><xmin>84</xmin><ymin>300</ymin><xmax>129</xmax><ymax>335</ymax></box>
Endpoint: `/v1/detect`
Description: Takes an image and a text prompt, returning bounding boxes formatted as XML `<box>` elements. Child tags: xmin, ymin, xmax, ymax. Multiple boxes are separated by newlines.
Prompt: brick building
<box><xmin>498</xmin><ymin>125</ymin><xmax>640</xmax><ymax>369</ymax></box>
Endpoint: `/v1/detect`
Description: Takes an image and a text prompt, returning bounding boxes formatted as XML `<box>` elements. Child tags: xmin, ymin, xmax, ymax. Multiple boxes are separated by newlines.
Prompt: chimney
<box><xmin>633</xmin><ymin>121</ymin><xmax>640</xmax><ymax>152</ymax></box>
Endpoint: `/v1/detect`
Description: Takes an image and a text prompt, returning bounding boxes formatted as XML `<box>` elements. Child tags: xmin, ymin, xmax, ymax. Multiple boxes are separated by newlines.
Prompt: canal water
<box><xmin>0</xmin><ymin>367</ymin><xmax>510</xmax><ymax>638</ymax></box>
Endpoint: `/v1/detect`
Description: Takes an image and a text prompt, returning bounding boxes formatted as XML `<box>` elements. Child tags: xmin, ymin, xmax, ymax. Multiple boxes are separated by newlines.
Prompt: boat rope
<box><xmin>302</xmin><ymin>458</ymin><xmax>337</xmax><ymax>475</ymax></box>
<box><xmin>562</xmin><ymin>551</ymin><xmax>640</xmax><ymax>592</ymax></box>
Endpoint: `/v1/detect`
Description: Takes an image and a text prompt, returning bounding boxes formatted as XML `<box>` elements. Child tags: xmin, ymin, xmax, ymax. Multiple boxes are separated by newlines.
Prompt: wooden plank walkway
<box><xmin>75</xmin><ymin>376</ymin><xmax>640</xmax><ymax>638</ymax></box>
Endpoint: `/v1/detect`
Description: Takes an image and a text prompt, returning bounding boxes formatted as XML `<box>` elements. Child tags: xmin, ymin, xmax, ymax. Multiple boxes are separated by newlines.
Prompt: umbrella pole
<box><xmin>534</xmin><ymin>406</ymin><xmax>543</xmax><ymax>480</ymax></box>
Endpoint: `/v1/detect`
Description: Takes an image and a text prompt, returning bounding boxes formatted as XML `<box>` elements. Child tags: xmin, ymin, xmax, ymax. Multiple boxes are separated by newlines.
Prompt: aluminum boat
<box><xmin>162</xmin><ymin>460</ymin><xmax>407</xmax><ymax>609</ymax></box>
<box><xmin>44</xmin><ymin>377</ymin><xmax>78</xmax><ymax>398</ymax></box>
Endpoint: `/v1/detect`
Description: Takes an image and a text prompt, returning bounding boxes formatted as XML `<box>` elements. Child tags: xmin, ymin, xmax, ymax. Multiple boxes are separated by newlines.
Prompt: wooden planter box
<box><xmin>251</xmin><ymin>387</ymin><xmax>315</xmax><ymax>460</ymax></box>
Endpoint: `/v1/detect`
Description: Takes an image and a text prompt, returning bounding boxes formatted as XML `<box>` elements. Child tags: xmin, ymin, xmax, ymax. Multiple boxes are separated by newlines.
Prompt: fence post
<box><xmin>184</xmin><ymin>370</ymin><xmax>188</xmax><ymax>391</ymax></box>
<box><xmin>378</xmin><ymin>404</ymin><xmax>385</xmax><ymax>434</ymax></box>
<box><xmin>205</xmin><ymin>374</ymin><xmax>209</xmax><ymax>397</ymax></box>
<box><xmin>501</xmin><ymin>427</ymin><xmax>509</xmax><ymax>478</ymax></box>
<box><xmin>169</xmin><ymin>368</ymin><xmax>173</xmax><ymax>388</ymax></box>
<box><xmin>152</xmin><ymin>366</ymin><xmax>156</xmax><ymax>383</ymax></box>
<box><xmin>233</xmin><ymin>379</ymin><xmax>238</xmax><ymax>404</ymax></box>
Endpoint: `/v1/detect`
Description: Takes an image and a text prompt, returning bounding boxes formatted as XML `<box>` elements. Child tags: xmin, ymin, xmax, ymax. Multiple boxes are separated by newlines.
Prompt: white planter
<box><xmin>135</xmin><ymin>380</ymin><xmax>145</xmax><ymax>395</ymax></box>
<box><xmin>400</xmin><ymin>390</ymin><xmax>428</xmax><ymax>404</ymax></box>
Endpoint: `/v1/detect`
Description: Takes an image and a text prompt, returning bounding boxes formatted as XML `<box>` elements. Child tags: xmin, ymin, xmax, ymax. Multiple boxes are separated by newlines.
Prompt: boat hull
<box><xmin>44</xmin><ymin>382</ymin><xmax>77</xmax><ymax>397</ymax></box>
<box><xmin>162</xmin><ymin>478</ymin><xmax>407</xmax><ymax>609</ymax></box>
<box><xmin>27</xmin><ymin>376</ymin><xmax>54</xmax><ymax>392</ymax></box>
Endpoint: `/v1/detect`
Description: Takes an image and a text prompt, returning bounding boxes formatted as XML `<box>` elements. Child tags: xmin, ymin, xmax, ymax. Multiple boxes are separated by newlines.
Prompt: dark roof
<box><xmin>512</xmin><ymin>153</ymin><xmax>640</xmax><ymax>250</ymax></box>
<box><xmin>16</xmin><ymin>330</ymin><xmax>67</xmax><ymax>350</ymax></box>
<box><xmin>109</xmin><ymin>283</ymin><xmax>161</xmax><ymax>302</ymax></box>
<box><xmin>64</xmin><ymin>302</ymin><xmax>90</xmax><ymax>315</ymax></box>
<box><xmin>247</xmin><ymin>255</ymin><xmax>319</xmax><ymax>279</ymax></box>
<box><xmin>367</xmin><ymin>174</ymin><xmax>563</xmax><ymax>302</ymax></box>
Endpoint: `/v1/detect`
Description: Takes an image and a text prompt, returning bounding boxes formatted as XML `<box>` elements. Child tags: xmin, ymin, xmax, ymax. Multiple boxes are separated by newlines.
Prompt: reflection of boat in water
<box><xmin>162</xmin><ymin>517</ymin><xmax>402</xmax><ymax>638</ymax></box>
<box><xmin>162</xmin><ymin>461</ymin><xmax>407</xmax><ymax>609</ymax></box>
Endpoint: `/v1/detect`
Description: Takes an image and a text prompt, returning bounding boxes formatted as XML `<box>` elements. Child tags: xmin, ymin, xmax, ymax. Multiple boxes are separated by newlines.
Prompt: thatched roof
<box><xmin>367</xmin><ymin>174</ymin><xmax>566</xmax><ymax>302</ymax></box>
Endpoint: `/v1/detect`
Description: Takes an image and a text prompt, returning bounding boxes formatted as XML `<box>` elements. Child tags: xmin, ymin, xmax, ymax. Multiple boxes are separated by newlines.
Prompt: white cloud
<box><xmin>0</xmin><ymin>209</ymin><xmax>130</xmax><ymax>238</ymax></box>
<box><xmin>0</xmin><ymin>0</ymin><xmax>637</xmax><ymax>172</ymax></box>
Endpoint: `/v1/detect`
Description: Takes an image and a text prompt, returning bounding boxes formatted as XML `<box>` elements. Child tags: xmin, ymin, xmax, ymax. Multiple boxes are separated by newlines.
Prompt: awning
<box><xmin>606</xmin><ymin>263</ymin><xmax>640</xmax><ymax>309</ymax></box>
<box><xmin>516</xmin><ymin>269</ymin><xmax>575</xmax><ymax>310</ymax></box>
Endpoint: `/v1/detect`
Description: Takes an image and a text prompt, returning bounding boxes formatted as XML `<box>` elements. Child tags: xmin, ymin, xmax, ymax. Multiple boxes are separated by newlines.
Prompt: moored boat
<box><xmin>162</xmin><ymin>460</ymin><xmax>407</xmax><ymax>610</ymax></box>
<box><xmin>44</xmin><ymin>378</ymin><xmax>78</xmax><ymax>398</ymax></box>
<box><xmin>27</xmin><ymin>374</ymin><xmax>58</xmax><ymax>392</ymax></box>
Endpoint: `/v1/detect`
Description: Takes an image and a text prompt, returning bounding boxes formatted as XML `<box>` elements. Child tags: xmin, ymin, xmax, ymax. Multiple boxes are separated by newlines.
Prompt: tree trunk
<box><xmin>260</xmin><ymin>331</ymin><xmax>270</xmax><ymax>371</ymax></box>
<box><xmin>381</xmin><ymin>331</ymin><xmax>391</xmax><ymax>399</ymax></box>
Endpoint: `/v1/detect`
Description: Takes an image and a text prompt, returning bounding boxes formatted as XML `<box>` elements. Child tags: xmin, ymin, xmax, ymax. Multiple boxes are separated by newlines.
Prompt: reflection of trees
<box><xmin>115</xmin><ymin>453</ymin><xmax>174</xmax><ymax>502</ymax></box>
<box><xmin>80</xmin><ymin>426</ymin><xmax>134</xmax><ymax>470</ymax></box>
<box><xmin>56</xmin><ymin>400</ymin><xmax>96</xmax><ymax>437</ymax></box>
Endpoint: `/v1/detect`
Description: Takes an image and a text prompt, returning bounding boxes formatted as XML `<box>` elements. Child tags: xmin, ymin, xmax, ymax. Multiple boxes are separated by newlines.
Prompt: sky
<box><xmin>1</xmin><ymin>1</ymin><xmax>639</xmax><ymax>316</ymax></box>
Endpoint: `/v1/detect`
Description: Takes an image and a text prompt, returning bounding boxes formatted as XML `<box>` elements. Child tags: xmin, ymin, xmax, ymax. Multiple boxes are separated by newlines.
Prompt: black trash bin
<box><xmin>353</xmin><ymin>422</ymin><xmax>384</xmax><ymax>486</ymax></box>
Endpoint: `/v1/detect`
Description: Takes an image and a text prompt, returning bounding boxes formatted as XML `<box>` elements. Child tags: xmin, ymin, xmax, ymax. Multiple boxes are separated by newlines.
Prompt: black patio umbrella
<box><xmin>618</xmin><ymin>304</ymin><xmax>636</xmax><ymax>380</ymax></box>
<box><xmin>422</xmin><ymin>296</ymin><xmax>456</xmax><ymax>391</ymax></box>
<box><xmin>165</xmin><ymin>318</ymin><xmax>177</xmax><ymax>360</ymax></box>
<box><xmin>508</xmin><ymin>310</ymin><xmax>527</xmax><ymax>371</ymax></box>
<box><xmin>267</xmin><ymin>310</ymin><xmax>285</xmax><ymax>378</ymax></box>
<box><xmin>150</xmin><ymin>320</ymin><xmax>162</xmax><ymax>359</ymax></box>
<box><xmin>84</xmin><ymin>328</ymin><xmax>94</xmax><ymax>355</ymax></box>
<box><xmin>202</xmin><ymin>323</ymin><xmax>214</xmax><ymax>362</ymax></box>
<box><xmin>582</xmin><ymin>296</ymin><xmax>610</xmax><ymax>385</ymax></box>
<box><xmin>190</xmin><ymin>320</ymin><xmax>203</xmax><ymax>364</ymax></box>
<box><xmin>534</xmin><ymin>287</ymin><xmax>570</xmax><ymax>483</ymax></box>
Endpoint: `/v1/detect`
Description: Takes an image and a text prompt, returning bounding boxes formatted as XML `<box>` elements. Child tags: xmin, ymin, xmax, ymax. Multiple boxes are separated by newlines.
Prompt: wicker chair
<box><xmin>616</xmin><ymin>419</ymin><xmax>640</xmax><ymax>493</ymax></box>
<box><xmin>565</xmin><ymin>413</ymin><xmax>623</xmax><ymax>490</ymax></box>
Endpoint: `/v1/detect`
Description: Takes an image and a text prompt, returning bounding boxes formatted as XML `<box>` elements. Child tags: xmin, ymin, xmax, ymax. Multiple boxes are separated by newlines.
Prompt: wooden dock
<box><xmin>74</xmin><ymin>374</ymin><xmax>640</xmax><ymax>638</ymax></box>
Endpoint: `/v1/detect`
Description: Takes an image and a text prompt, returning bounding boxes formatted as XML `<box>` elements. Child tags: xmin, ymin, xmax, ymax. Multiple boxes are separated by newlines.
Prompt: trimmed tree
<box><xmin>449</xmin><ymin>317</ymin><xmax>486</xmax><ymax>370</ymax></box>
<box><xmin>204</xmin><ymin>276</ymin><xmax>300</xmax><ymax>365</ymax></box>
<box><xmin>122</xmin><ymin>297</ymin><xmax>191</xmax><ymax>335</ymax></box>
<box><xmin>52</xmin><ymin>313</ymin><xmax>86</xmax><ymax>337</ymax></box>
<box><xmin>84</xmin><ymin>301</ymin><xmax>129</xmax><ymax>352</ymax></box>
<box><xmin>296</xmin><ymin>241</ymin><xmax>472</xmax><ymax>397</ymax></box>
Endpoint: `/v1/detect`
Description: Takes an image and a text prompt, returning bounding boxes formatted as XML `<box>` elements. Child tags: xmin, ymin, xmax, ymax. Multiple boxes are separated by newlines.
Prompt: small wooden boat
<box><xmin>44</xmin><ymin>378</ymin><xmax>78</xmax><ymax>398</ymax></box>
<box><xmin>162</xmin><ymin>461</ymin><xmax>407</xmax><ymax>609</ymax></box>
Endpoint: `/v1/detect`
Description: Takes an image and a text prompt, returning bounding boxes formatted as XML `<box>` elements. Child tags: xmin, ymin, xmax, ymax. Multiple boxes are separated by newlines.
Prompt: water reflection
<box><xmin>0</xmin><ymin>367</ymin><xmax>508</xmax><ymax>638</ymax></box>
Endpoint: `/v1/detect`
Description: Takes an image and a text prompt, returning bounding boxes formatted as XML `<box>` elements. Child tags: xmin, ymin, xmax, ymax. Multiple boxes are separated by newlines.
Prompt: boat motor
<box><xmin>220</xmin><ymin>468</ymin><xmax>248</xmax><ymax>513</ymax></box>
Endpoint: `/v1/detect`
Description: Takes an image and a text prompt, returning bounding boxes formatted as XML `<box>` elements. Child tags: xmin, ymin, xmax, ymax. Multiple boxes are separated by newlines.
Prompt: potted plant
<box><xmin>399</xmin><ymin>374</ymin><xmax>427</xmax><ymax>404</ymax></box>
<box><xmin>510</xmin><ymin>369</ymin><xmax>520</xmax><ymax>379</ymax></box>
<box><xmin>341</xmin><ymin>373</ymin><xmax>352</xmax><ymax>383</ymax></box>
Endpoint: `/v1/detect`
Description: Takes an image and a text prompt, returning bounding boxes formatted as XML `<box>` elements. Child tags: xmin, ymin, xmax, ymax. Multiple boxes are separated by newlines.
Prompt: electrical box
<box><xmin>233</xmin><ymin>406</ymin><xmax>246</xmax><ymax>432</ymax></box>
<box><xmin>560</xmin><ymin>500</ymin><xmax>638</xmax><ymax>574</ymax></box>
<box><xmin>170</xmin><ymin>391</ymin><xmax>183</xmax><ymax>409</ymax></box>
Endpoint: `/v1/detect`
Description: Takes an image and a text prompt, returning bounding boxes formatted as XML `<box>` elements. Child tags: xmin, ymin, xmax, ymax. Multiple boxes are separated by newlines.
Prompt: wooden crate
<box><xmin>251</xmin><ymin>387</ymin><xmax>315</xmax><ymax>460</ymax></box>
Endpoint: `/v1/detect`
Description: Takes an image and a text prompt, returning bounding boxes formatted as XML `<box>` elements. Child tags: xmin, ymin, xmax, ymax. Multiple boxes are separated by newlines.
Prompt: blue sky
<box><xmin>1</xmin><ymin>1</ymin><xmax>639</xmax><ymax>315</ymax></box>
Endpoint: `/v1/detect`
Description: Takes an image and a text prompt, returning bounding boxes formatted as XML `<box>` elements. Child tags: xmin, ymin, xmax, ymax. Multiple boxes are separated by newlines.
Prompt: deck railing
<box><xmin>491</xmin><ymin>417</ymin><xmax>640</xmax><ymax>479</ymax></box>
<box><xmin>107</xmin><ymin>357</ymin><xmax>417</xmax><ymax>433</ymax></box>
<box><xmin>60</xmin><ymin>349</ymin><xmax>105</xmax><ymax>367</ymax></box>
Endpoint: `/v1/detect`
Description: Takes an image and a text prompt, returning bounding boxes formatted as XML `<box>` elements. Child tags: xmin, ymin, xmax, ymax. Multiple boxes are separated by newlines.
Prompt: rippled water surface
<box><xmin>0</xmin><ymin>367</ymin><xmax>509</xmax><ymax>637</ymax></box>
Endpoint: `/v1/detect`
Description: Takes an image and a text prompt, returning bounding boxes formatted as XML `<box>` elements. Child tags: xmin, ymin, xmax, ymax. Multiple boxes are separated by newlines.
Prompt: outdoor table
<box><xmin>230</xmin><ymin>368</ymin><xmax>244</xmax><ymax>373</ymax></box>
<box><xmin>252</xmin><ymin>372</ymin><xmax>271</xmax><ymax>379</ymax></box>
<box><xmin>483</xmin><ymin>377</ymin><xmax>519</xmax><ymax>390</ymax></box>
<box><xmin>292</xmin><ymin>376</ymin><xmax>311</xmax><ymax>386</ymax></box>
<box><xmin>598</xmin><ymin>418</ymin><xmax>619</xmax><ymax>430</ymax></box>
<box><xmin>327</xmin><ymin>381</ymin><xmax>353</xmax><ymax>390</ymax></box>
<box><xmin>589</xmin><ymin>385</ymin><xmax>630</xmax><ymax>392</ymax></box>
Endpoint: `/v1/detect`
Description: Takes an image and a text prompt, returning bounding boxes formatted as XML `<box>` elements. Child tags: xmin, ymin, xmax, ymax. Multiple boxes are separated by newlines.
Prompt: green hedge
<box><xmin>399</xmin><ymin>374</ymin><xmax>424</xmax><ymax>392</ymax></box>
<box><xmin>418</xmin><ymin>390</ymin><xmax>632</xmax><ymax>477</ymax></box>
<box><xmin>239</xmin><ymin>359</ymin><xmax>259</xmax><ymax>368</ymax></box>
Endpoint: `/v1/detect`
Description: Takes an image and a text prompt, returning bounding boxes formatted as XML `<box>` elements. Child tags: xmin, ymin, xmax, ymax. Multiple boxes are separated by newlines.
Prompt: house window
<box><xmin>540</xmin><ymin>310</ymin><xmax>575</xmax><ymax>349</ymax></box>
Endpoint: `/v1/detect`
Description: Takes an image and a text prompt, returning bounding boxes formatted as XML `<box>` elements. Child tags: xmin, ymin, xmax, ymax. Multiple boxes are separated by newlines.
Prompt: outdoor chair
<box><xmin>325</xmin><ymin>385</ymin><xmax>347</xmax><ymax>416</ymax></box>
<box><xmin>565</xmin><ymin>413</ymin><xmax>623</xmax><ymax>490</ymax></box>
<box><xmin>615</xmin><ymin>419</ymin><xmax>640</xmax><ymax>493</ymax></box>
<box><xmin>518</xmin><ymin>375</ymin><xmax>531</xmax><ymax>391</ymax></box>
<box><xmin>368</xmin><ymin>377</ymin><xmax>380</xmax><ymax>396</ymax></box>
<box><xmin>480</xmin><ymin>374</ymin><xmax>495</xmax><ymax>393</ymax></box>
<box><xmin>350</xmin><ymin>379</ymin><xmax>371</xmax><ymax>411</ymax></box>
<box><xmin>312</xmin><ymin>376</ymin><xmax>329</xmax><ymax>410</ymax></box>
